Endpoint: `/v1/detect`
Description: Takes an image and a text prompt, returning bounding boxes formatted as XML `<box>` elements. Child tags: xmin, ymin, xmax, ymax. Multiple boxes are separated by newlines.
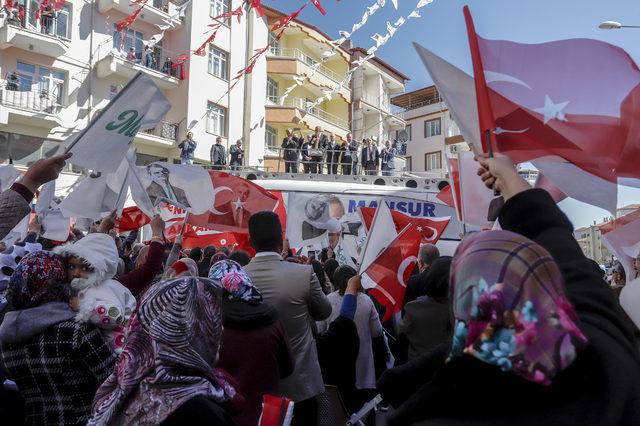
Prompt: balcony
<box><xmin>0</xmin><ymin>88</ymin><xmax>63</xmax><ymax>128</ymax></box>
<box><xmin>136</xmin><ymin>120</ymin><xmax>180</xmax><ymax>148</ymax></box>
<box><xmin>95</xmin><ymin>45</ymin><xmax>183</xmax><ymax>90</ymax></box>
<box><xmin>98</xmin><ymin>0</ymin><xmax>183</xmax><ymax>29</ymax></box>
<box><xmin>266</xmin><ymin>97</ymin><xmax>350</xmax><ymax>138</ymax></box>
<box><xmin>0</xmin><ymin>23</ymin><xmax>69</xmax><ymax>57</ymax></box>
<box><xmin>267</xmin><ymin>47</ymin><xmax>351</xmax><ymax>102</ymax></box>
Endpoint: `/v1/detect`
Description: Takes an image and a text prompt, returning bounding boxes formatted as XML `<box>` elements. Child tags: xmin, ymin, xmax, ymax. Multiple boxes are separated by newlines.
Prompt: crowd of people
<box><xmin>281</xmin><ymin>127</ymin><xmax>402</xmax><ymax>176</ymax></box>
<box><xmin>0</xmin><ymin>152</ymin><xmax>639</xmax><ymax>426</ymax></box>
<box><xmin>177</xmin><ymin>126</ymin><xmax>405</xmax><ymax>177</ymax></box>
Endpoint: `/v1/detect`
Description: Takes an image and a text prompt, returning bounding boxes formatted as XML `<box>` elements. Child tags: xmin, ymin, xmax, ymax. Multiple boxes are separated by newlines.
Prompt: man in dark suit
<box><xmin>325</xmin><ymin>134</ymin><xmax>340</xmax><ymax>175</ymax></box>
<box><xmin>145</xmin><ymin>163</ymin><xmax>190</xmax><ymax>208</ymax></box>
<box><xmin>403</xmin><ymin>244</ymin><xmax>440</xmax><ymax>310</ymax></box>
<box><xmin>361</xmin><ymin>138</ymin><xmax>379</xmax><ymax>175</ymax></box>
<box><xmin>282</xmin><ymin>129</ymin><xmax>301</xmax><ymax>173</ymax></box>
<box><xmin>229</xmin><ymin>139</ymin><xmax>244</xmax><ymax>170</ymax></box>
<box><xmin>340</xmin><ymin>133</ymin><xmax>358</xmax><ymax>175</ymax></box>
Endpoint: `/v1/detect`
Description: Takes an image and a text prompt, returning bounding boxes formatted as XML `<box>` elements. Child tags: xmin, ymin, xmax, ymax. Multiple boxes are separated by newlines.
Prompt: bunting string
<box><xmin>306</xmin><ymin>0</ymin><xmax>432</xmax><ymax>110</ymax></box>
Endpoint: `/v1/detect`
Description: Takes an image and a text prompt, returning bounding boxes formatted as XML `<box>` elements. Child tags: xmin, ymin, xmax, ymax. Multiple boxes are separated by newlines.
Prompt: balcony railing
<box><xmin>267</xmin><ymin>47</ymin><xmax>345</xmax><ymax>84</ymax></box>
<box><xmin>0</xmin><ymin>87</ymin><xmax>62</xmax><ymax>115</ymax></box>
<box><xmin>396</xmin><ymin>95</ymin><xmax>444</xmax><ymax>117</ymax></box>
<box><xmin>268</xmin><ymin>97</ymin><xmax>349</xmax><ymax>130</ymax></box>
<box><xmin>141</xmin><ymin>121</ymin><xmax>179</xmax><ymax>141</ymax></box>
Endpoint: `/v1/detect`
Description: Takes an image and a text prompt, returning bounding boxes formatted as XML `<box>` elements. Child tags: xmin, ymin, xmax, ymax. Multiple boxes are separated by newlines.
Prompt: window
<box><xmin>209</xmin><ymin>0</ymin><xmax>230</xmax><ymax>24</ymax></box>
<box><xmin>208</xmin><ymin>46</ymin><xmax>228</xmax><ymax>80</ymax></box>
<box><xmin>265</xmin><ymin>125</ymin><xmax>278</xmax><ymax>151</ymax></box>
<box><xmin>266</xmin><ymin>77</ymin><xmax>279</xmax><ymax>104</ymax></box>
<box><xmin>425</xmin><ymin>151</ymin><xmax>442</xmax><ymax>171</ymax></box>
<box><xmin>405</xmin><ymin>156</ymin><xmax>412</xmax><ymax>172</ymax></box>
<box><xmin>16</xmin><ymin>61</ymin><xmax>65</xmax><ymax>105</ymax></box>
<box><xmin>424</xmin><ymin>118</ymin><xmax>441</xmax><ymax>137</ymax></box>
<box><xmin>54</xmin><ymin>4</ymin><xmax>71</xmax><ymax>39</ymax></box>
<box><xmin>0</xmin><ymin>132</ymin><xmax>60</xmax><ymax>167</ymax></box>
<box><xmin>396</xmin><ymin>124</ymin><xmax>412</xmax><ymax>142</ymax></box>
<box><xmin>113</xmin><ymin>24</ymin><xmax>144</xmax><ymax>59</ymax></box>
<box><xmin>268</xmin><ymin>32</ymin><xmax>280</xmax><ymax>50</ymax></box>
<box><xmin>206</xmin><ymin>102</ymin><xmax>226</xmax><ymax>136</ymax></box>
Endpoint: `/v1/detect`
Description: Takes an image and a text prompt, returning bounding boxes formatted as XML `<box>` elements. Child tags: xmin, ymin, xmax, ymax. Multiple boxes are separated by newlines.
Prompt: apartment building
<box><xmin>390</xmin><ymin>85</ymin><xmax>467</xmax><ymax>175</ymax></box>
<box><xmin>261</xmin><ymin>6</ymin><xmax>351</xmax><ymax>171</ymax></box>
<box><xmin>349</xmin><ymin>47</ymin><xmax>407</xmax><ymax>144</ymax></box>
<box><xmin>574</xmin><ymin>222</ymin><xmax>612</xmax><ymax>265</ymax></box>
<box><xmin>0</xmin><ymin>0</ymin><xmax>267</xmax><ymax>172</ymax></box>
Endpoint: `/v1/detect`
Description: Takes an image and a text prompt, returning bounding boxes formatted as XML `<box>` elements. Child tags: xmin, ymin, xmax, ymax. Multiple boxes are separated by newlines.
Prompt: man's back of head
<box><xmin>418</xmin><ymin>243</ymin><xmax>440</xmax><ymax>271</ymax></box>
<box><xmin>249</xmin><ymin>211</ymin><xmax>283</xmax><ymax>253</ymax></box>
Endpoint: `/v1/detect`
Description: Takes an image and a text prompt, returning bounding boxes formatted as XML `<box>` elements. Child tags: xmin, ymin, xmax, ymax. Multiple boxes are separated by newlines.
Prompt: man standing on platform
<box><xmin>177</xmin><ymin>132</ymin><xmax>197</xmax><ymax>165</ymax></box>
<box><xmin>361</xmin><ymin>138</ymin><xmax>379</xmax><ymax>175</ymax></box>
<box><xmin>282</xmin><ymin>129</ymin><xmax>301</xmax><ymax>173</ymax></box>
<box><xmin>229</xmin><ymin>139</ymin><xmax>244</xmax><ymax>171</ymax></box>
<box><xmin>210</xmin><ymin>136</ymin><xmax>227</xmax><ymax>170</ymax></box>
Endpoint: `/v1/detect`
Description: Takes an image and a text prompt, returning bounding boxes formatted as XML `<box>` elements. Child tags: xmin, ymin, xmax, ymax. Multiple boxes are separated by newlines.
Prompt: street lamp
<box><xmin>599</xmin><ymin>20</ymin><xmax>640</xmax><ymax>29</ymax></box>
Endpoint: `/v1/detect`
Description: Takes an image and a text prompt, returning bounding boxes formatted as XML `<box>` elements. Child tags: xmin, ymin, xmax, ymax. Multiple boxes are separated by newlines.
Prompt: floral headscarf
<box><xmin>449</xmin><ymin>231</ymin><xmax>588</xmax><ymax>386</ymax></box>
<box><xmin>6</xmin><ymin>251</ymin><xmax>69</xmax><ymax>310</ymax></box>
<box><xmin>89</xmin><ymin>277</ymin><xmax>238</xmax><ymax>425</ymax></box>
<box><xmin>208</xmin><ymin>260</ymin><xmax>262</xmax><ymax>305</ymax></box>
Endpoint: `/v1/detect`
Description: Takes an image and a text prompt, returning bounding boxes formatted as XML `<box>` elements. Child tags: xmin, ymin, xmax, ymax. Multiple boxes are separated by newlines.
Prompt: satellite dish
<box><xmin>398</xmin><ymin>129</ymin><xmax>409</xmax><ymax>143</ymax></box>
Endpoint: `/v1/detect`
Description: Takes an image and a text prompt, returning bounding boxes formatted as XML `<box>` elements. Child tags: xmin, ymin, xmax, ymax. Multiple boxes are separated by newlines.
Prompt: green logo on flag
<box><xmin>106</xmin><ymin>110</ymin><xmax>145</xmax><ymax>137</ymax></box>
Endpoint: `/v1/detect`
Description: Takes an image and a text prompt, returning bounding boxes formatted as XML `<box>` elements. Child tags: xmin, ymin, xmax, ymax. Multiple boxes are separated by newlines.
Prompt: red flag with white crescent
<box><xmin>359</xmin><ymin>206</ymin><xmax>450</xmax><ymax>244</ymax></box>
<box><xmin>186</xmin><ymin>171</ymin><xmax>278</xmax><ymax>234</ymax></box>
<box><xmin>362</xmin><ymin>224</ymin><xmax>422</xmax><ymax>321</ymax></box>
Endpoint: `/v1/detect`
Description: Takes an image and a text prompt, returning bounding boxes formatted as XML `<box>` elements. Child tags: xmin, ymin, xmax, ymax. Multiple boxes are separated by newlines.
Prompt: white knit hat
<box><xmin>54</xmin><ymin>233</ymin><xmax>120</xmax><ymax>281</ymax></box>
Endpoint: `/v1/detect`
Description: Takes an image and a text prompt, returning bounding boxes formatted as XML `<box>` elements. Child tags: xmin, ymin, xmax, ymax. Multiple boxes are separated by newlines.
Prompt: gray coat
<box><xmin>0</xmin><ymin>188</ymin><xmax>31</xmax><ymax>241</ymax></box>
<box><xmin>243</xmin><ymin>253</ymin><xmax>332</xmax><ymax>402</ymax></box>
<box><xmin>210</xmin><ymin>143</ymin><xmax>226</xmax><ymax>165</ymax></box>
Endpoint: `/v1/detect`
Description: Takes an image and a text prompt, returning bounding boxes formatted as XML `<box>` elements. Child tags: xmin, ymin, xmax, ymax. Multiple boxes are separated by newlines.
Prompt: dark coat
<box><xmin>217</xmin><ymin>300</ymin><xmax>294</xmax><ymax>426</ymax></box>
<box><xmin>282</xmin><ymin>136</ymin><xmax>301</xmax><ymax>162</ymax></box>
<box><xmin>229</xmin><ymin>145</ymin><xmax>244</xmax><ymax>165</ymax></box>
<box><xmin>382</xmin><ymin>189</ymin><xmax>640</xmax><ymax>426</ymax></box>
<box><xmin>400</xmin><ymin>297</ymin><xmax>452</xmax><ymax>361</ymax></box>
<box><xmin>361</xmin><ymin>146</ymin><xmax>379</xmax><ymax>165</ymax></box>
<box><xmin>210</xmin><ymin>143</ymin><xmax>227</xmax><ymax>165</ymax></box>
<box><xmin>162</xmin><ymin>395</ymin><xmax>236</xmax><ymax>426</ymax></box>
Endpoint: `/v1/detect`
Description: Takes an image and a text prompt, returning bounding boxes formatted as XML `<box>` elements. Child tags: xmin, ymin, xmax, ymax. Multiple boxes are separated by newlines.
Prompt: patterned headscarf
<box><xmin>164</xmin><ymin>258</ymin><xmax>199</xmax><ymax>279</ymax></box>
<box><xmin>6</xmin><ymin>251</ymin><xmax>69</xmax><ymax>309</ymax></box>
<box><xmin>209</xmin><ymin>252</ymin><xmax>228</xmax><ymax>266</ymax></box>
<box><xmin>449</xmin><ymin>231</ymin><xmax>588</xmax><ymax>386</ymax></box>
<box><xmin>89</xmin><ymin>277</ymin><xmax>238</xmax><ymax>425</ymax></box>
<box><xmin>208</xmin><ymin>260</ymin><xmax>262</xmax><ymax>305</ymax></box>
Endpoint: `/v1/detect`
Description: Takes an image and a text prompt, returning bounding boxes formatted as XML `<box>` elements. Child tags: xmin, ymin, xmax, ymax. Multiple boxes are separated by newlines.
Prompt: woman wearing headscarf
<box><xmin>0</xmin><ymin>252</ymin><xmax>116</xmax><ymax>425</ymax></box>
<box><xmin>317</xmin><ymin>265</ymin><xmax>383</xmax><ymax>404</ymax></box>
<box><xmin>381</xmin><ymin>155</ymin><xmax>640</xmax><ymax>425</ymax></box>
<box><xmin>210</xmin><ymin>260</ymin><xmax>293</xmax><ymax>426</ymax></box>
<box><xmin>163</xmin><ymin>257</ymin><xmax>199</xmax><ymax>279</ymax></box>
<box><xmin>399</xmin><ymin>256</ymin><xmax>453</xmax><ymax>361</ymax></box>
<box><xmin>89</xmin><ymin>277</ymin><xmax>241</xmax><ymax>425</ymax></box>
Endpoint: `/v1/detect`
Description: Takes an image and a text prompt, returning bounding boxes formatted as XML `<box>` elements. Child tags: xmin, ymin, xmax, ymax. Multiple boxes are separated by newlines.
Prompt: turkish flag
<box><xmin>187</xmin><ymin>171</ymin><xmax>278</xmax><ymax>234</ymax></box>
<box><xmin>464</xmin><ymin>6</ymin><xmax>640</xmax><ymax>183</ymax></box>
<box><xmin>359</xmin><ymin>207</ymin><xmax>450</xmax><ymax>244</ymax></box>
<box><xmin>115</xmin><ymin>206</ymin><xmax>151</xmax><ymax>233</ymax></box>
<box><xmin>362</xmin><ymin>224</ymin><xmax>422</xmax><ymax>321</ymax></box>
<box><xmin>269</xmin><ymin>190</ymin><xmax>288</xmax><ymax>234</ymax></box>
<box><xmin>600</xmin><ymin>208</ymin><xmax>640</xmax><ymax>283</ymax></box>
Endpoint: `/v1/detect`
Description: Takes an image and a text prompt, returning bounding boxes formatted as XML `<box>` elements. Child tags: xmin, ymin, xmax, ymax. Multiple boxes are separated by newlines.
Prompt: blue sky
<box><xmin>264</xmin><ymin>0</ymin><xmax>640</xmax><ymax>228</ymax></box>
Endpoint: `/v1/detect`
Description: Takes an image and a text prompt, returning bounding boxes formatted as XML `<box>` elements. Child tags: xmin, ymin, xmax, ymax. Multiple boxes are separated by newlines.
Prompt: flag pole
<box><xmin>113</xmin><ymin>167</ymin><xmax>130</xmax><ymax>216</ymax></box>
<box><xmin>357</xmin><ymin>198</ymin><xmax>383</xmax><ymax>274</ymax></box>
<box><xmin>125</xmin><ymin>151</ymin><xmax>157</xmax><ymax>215</ymax></box>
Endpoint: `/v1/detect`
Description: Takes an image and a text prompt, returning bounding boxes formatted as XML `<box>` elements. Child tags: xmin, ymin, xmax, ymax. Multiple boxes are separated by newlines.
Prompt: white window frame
<box><xmin>425</xmin><ymin>151</ymin><xmax>442</xmax><ymax>171</ymax></box>
<box><xmin>17</xmin><ymin>61</ymin><xmax>65</xmax><ymax>105</ymax></box>
<box><xmin>265</xmin><ymin>125</ymin><xmax>278</xmax><ymax>151</ymax></box>
<box><xmin>209</xmin><ymin>0</ymin><xmax>230</xmax><ymax>25</ymax></box>
<box><xmin>266</xmin><ymin>77</ymin><xmax>279</xmax><ymax>104</ymax></box>
<box><xmin>207</xmin><ymin>45</ymin><xmax>228</xmax><ymax>81</ymax></box>
<box><xmin>113</xmin><ymin>24</ymin><xmax>144</xmax><ymax>58</ymax></box>
<box><xmin>424</xmin><ymin>118</ymin><xmax>441</xmax><ymax>138</ymax></box>
<box><xmin>206</xmin><ymin>102</ymin><xmax>226</xmax><ymax>137</ymax></box>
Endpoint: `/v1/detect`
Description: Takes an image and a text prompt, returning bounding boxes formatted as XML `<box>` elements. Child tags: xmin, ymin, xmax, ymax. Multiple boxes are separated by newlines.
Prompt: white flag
<box><xmin>63</xmin><ymin>73</ymin><xmax>171</xmax><ymax>173</ymax></box>
<box><xmin>458</xmin><ymin>151</ymin><xmax>498</xmax><ymax>230</ymax></box>
<box><xmin>0</xmin><ymin>165</ymin><xmax>21</xmax><ymax>192</ymax></box>
<box><xmin>358</xmin><ymin>200</ymin><xmax>397</xmax><ymax>273</ymax></box>
<box><xmin>134</xmin><ymin>162</ymin><xmax>214</xmax><ymax>215</ymax></box>
<box><xmin>59</xmin><ymin>152</ymin><xmax>131</xmax><ymax>220</ymax></box>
